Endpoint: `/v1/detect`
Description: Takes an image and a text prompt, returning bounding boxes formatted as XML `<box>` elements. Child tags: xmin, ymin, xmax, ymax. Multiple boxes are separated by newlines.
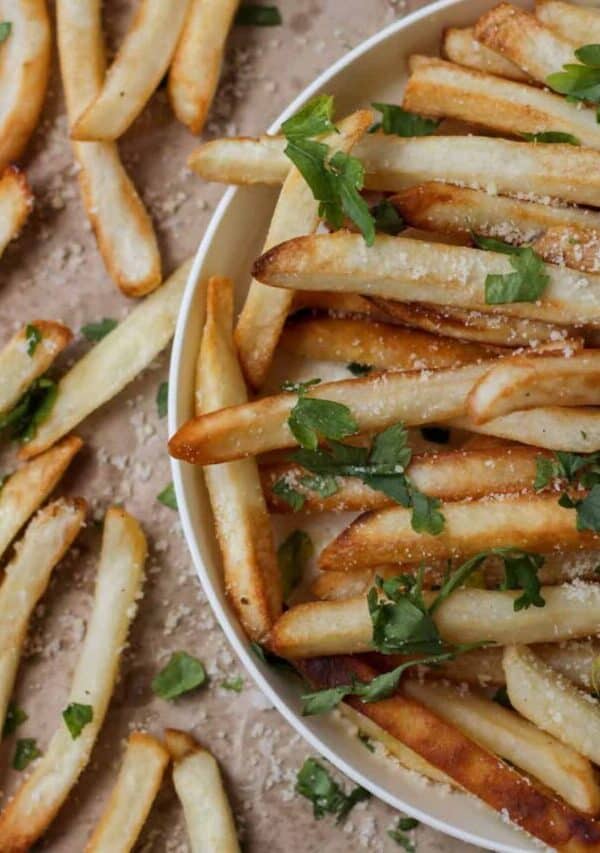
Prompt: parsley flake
<box><xmin>1</xmin><ymin>377</ymin><xmax>58</xmax><ymax>443</ymax></box>
<box><xmin>281</xmin><ymin>95</ymin><xmax>335</xmax><ymax>140</ymax></box>
<box><xmin>62</xmin><ymin>703</ymin><xmax>93</xmax><ymax>739</ymax></box>
<box><xmin>0</xmin><ymin>21</ymin><xmax>11</xmax><ymax>43</ymax></box>
<box><xmin>473</xmin><ymin>234</ymin><xmax>549</xmax><ymax>304</ymax></box>
<box><xmin>235</xmin><ymin>4</ymin><xmax>282</xmax><ymax>25</ymax></box>
<box><xmin>371</xmin><ymin>198</ymin><xmax>405</xmax><ymax>235</ymax></box>
<box><xmin>156</xmin><ymin>381</ymin><xmax>168</xmax><ymax>418</ymax></box>
<box><xmin>25</xmin><ymin>324</ymin><xmax>41</xmax><ymax>357</ymax></box>
<box><xmin>388</xmin><ymin>816</ymin><xmax>419</xmax><ymax>851</ymax></box>
<box><xmin>13</xmin><ymin>737</ymin><xmax>40</xmax><ymax>771</ymax></box>
<box><xmin>278</xmin><ymin>529</ymin><xmax>313</xmax><ymax>600</ymax></box>
<box><xmin>520</xmin><ymin>131</ymin><xmax>580</xmax><ymax>145</ymax></box>
<box><xmin>295</xmin><ymin>758</ymin><xmax>370</xmax><ymax>822</ymax></box>
<box><xmin>288</xmin><ymin>396</ymin><xmax>358</xmax><ymax>450</ymax></box>
<box><xmin>152</xmin><ymin>651</ymin><xmax>206</xmax><ymax>700</ymax></box>
<box><xmin>547</xmin><ymin>45</ymin><xmax>600</xmax><ymax>103</ymax></box>
<box><xmin>81</xmin><ymin>318</ymin><xmax>118</xmax><ymax>341</ymax></box>
<box><xmin>3</xmin><ymin>702</ymin><xmax>27</xmax><ymax>738</ymax></box>
<box><xmin>371</xmin><ymin>103</ymin><xmax>440</xmax><ymax>136</ymax></box>
<box><xmin>157</xmin><ymin>482</ymin><xmax>177</xmax><ymax>510</ymax></box>
<box><xmin>221</xmin><ymin>676</ymin><xmax>244</xmax><ymax>692</ymax></box>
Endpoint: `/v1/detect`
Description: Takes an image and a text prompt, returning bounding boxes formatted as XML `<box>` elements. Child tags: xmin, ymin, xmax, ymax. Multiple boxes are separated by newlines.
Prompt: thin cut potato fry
<box><xmin>278</xmin><ymin>316</ymin><xmax>495</xmax><ymax>371</ymax></box>
<box><xmin>474</xmin><ymin>2</ymin><xmax>576</xmax><ymax>83</ymax></box>
<box><xmin>20</xmin><ymin>259</ymin><xmax>192</xmax><ymax>459</ymax></box>
<box><xmin>197</xmin><ymin>276</ymin><xmax>281</xmax><ymax>641</ymax></box>
<box><xmin>404</xmin><ymin>680</ymin><xmax>600</xmax><ymax>815</ymax></box>
<box><xmin>85</xmin><ymin>732</ymin><xmax>169</xmax><ymax>853</ymax></box>
<box><xmin>71</xmin><ymin>0</ymin><xmax>190</xmax><ymax>141</ymax></box>
<box><xmin>318</xmin><ymin>493</ymin><xmax>597</xmax><ymax>571</ymax></box>
<box><xmin>0</xmin><ymin>0</ymin><xmax>50</xmax><ymax>171</ymax></box>
<box><xmin>252</xmin><ymin>232</ymin><xmax>600</xmax><ymax>326</ymax></box>
<box><xmin>0</xmin><ymin>320</ymin><xmax>72</xmax><ymax>416</ymax></box>
<box><xmin>235</xmin><ymin>110</ymin><xmax>373</xmax><ymax>389</ymax></box>
<box><xmin>404</xmin><ymin>56</ymin><xmax>600</xmax><ymax>147</ymax></box>
<box><xmin>262</xmin><ymin>445</ymin><xmax>543</xmax><ymax>514</ymax></box>
<box><xmin>0</xmin><ymin>498</ymin><xmax>86</xmax><ymax>734</ymax></box>
<box><xmin>536</xmin><ymin>0</ymin><xmax>600</xmax><ymax>44</ymax></box>
<box><xmin>188</xmin><ymin>132</ymin><xmax>600</xmax><ymax>207</ymax></box>
<box><xmin>169</xmin><ymin>0</ymin><xmax>239</xmax><ymax>134</ymax></box>
<box><xmin>300</xmin><ymin>656</ymin><xmax>600</xmax><ymax>851</ymax></box>
<box><xmin>270</xmin><ymin>583</ymin><xmax>600</xmax><ymax>658</ymax></box>
<box><xmin>468</xmin><ymin>352</ymin><xmax>600</xmax><ymax>423</ymax></box>
<box><xmin>451</xmin><ymin>407</ymin><xmax>600</xmax><ymax>452</ymax></box>
<box><xmin>534</xmin><ymin>225</ymin><xmax>600</xmax><ymax>274</ymax></box>
<box><xmin>504</xmin><ymin>645</ymin><xmax>600</xmax><ymax>766</ymax></box>
<box><xmin>371</xmin><ymin>298</ymin><xmax>573</xmax><ymax>348</ymax></box>
<box><xmin>0</xmin><ymin>507</ymin><xmax>147</xmax><ymax>851</ymax></box>
<box><xmin>0</xmin><ymin>168</ymin><xmax>32</xmax><ymax>257</ymax></box>
<box><xmin>442</xmin><ymin>26</ymin><xmax>529</xmax><ymax>80</ymax></box>
<box><xmin>169</xmin><ymin>360</ymin><xmax>495</xmax><ymax>465</ymax></box>
<box><xmin>0</xmin><ymin>435</ymin><xmax>82</xmax><ymax>559</ymax></box>
<box><xmin>165</xmin><ymin>729</ymin><xmax>240</xmax><ymax>853</ymax></box>
<box><xmin>56</xmin><ymin>0</ymin><xmax>162</xmax><ymax>296</ymax></box>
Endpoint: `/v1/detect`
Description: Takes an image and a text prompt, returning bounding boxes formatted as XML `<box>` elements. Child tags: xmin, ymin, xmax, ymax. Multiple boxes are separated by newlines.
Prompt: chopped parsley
<box><xmin>81</xmin><ymin>317</ymin><xmax>117</xmax><ymax>341</ymax></box>
<box><xmin>62</xmin><ymin>703</ymin><xmax>93</xmax><ymax>739</ymax></box>
<box><xmin>282</xmin><ymin>96</ymin><xmax>335</xmax><ymax>140</ymax></box>
<box><xmin>547</xmin><ymin>45</ymin><xmax>600</xmax><ymax>103</ymax></box>
<box><xmin>519</xmin><ymin>131</ymin><xmax>580</xmax><ymax>145</ymax></box>
<box><xmin>278</xmin><ymin>529</ymin><xmax>313</xmax><ymax>600</ymax></box>
<box><xmin>13</xmin><ymin>737</ymin><xmax>41</xmax><ymax>770</ymax></box>
<box><xmin>25</xmin><ymin>324</ymin><xmax>41</xmax><ymax>356</ymax></box>
<box><xmin>3</xmin><ymin>702</ymin><xmax>27</xmax><ymax>738</ymax></box>
<box><xmin>371</xmin><ymin>102</ymin><xmax>440</xmax><ymax>136</ymax></box>
<box><xmin>388</xmin><ymin>816</ymin><xmax>419</xmax><ymax>851</ymax></box>
<box><xmin>295</xmin><ymin>757</ymin><xmax>370</xmax><ymax>821</ymax></box>
<box><xmin>533</xmin><ymin>451</ymin><xmax>600</xmax><ymax>531</ymax></box>
<box><xmin>221</xmin><ymin>676</ymin><xmax>244</xmax><ymax>692</ymax></box>
<box><xmin>0</xmin><ymin>21</ymin><xmax>11</xmax><ymax>43</ymax></box>
<box><xmin>371</xmin><ymin>198</ymin><xmax>405</xmax><ymax>235</ymax></box>
<box><xmin>347</xmin><ymin>361</ymin><xmax>373</xmax><ymax>376</ymax></box>
<box><xmin>235</xmin><ymin>4</ymin><xmax>282</xmax><ymax>25</ymax></box>
<box><xmin>152</xmin><ymin>651</ymin><xmax>207</xmax><ymax>700</ymax></box>
<box><xmin>473</xmin><ymin>234</ymin><xmax>549</xmax><ymax>304</ymax></box>
<box><xmin>156</xmin><ymin>381</ymin><xmax>168</xmax><ymax>418</ymax></box>
<box><xmin>157</xmin><ymin>482</ymin><xmax>177</xmax><ymax>510</ymax></box>
<box><xmin>0</xmin><ymin>377</ymin><xmax>58</xmax><ymax>443</ymax></box>
<box><xmin>288</xmin><ymin>395</ymin><xmax>358</xmax><ymax>450</ymax></box>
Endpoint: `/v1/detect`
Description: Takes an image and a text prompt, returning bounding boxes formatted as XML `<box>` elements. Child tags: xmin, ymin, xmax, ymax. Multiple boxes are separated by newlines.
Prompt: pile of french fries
<box><xmin>168</xmin><ymin>1</ymin><xmax>600</xmax><ymax>848</ymax></box>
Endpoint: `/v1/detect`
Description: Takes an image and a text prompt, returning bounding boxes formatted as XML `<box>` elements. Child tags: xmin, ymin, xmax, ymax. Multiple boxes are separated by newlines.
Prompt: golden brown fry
<box><xmin>442</xmin><ymin>26</ymin><xmax>529</xmax><ymax>80</ymax></box>
<box><xmin>169</xmin><ymin>360</ymin><xmax>494</xmax><ymax>465</ymax></box>
<box><xmin>278</xmin><ymin>316</ymin><xmax>494</xmax><ymax>372</ymax></box>
<box><xmin>271</xmin><ymin>584</ymin><xmax>600</xmax><ymax>658</ymax></box>
<box><xmin>169</xmin><ymin>0</ymin><xmax>239</xmax><ymax>134</ymax></box>
<box><xmin>253</xmin><ymin>232</ymin><xmax>600</xmax><ymax>326</ymax></box>
<box><xmin>0</xmin><ymin>0</ymin><xmax>50</xmax><ymax>171</ymax></box>
<box><xmin>0</xmin><ymin>507</ymin><xmax>147</xmax><ymax>852</ymax></box>
<box><xmin>300</xmin><ymin>656</ymin><xmax>600</xmax><ymax>851</ymax></box>
<box><xmin>85</xmin><ymin>732</ymin><xmax>169</xmax><ymax>853</ymax></box>
<box><xmin>504</xmin><ymin>645</ymin><xmax>600</xmax><ymax>765</ymax></box>
<box><xmin>165</xmin><ymin>729</ymin><xmax>240</xmax><ymax>853</ymax></box>
<box><xmin>197</xmin><ymin>276</ymin><xmax>281</xmax><ymax>641</ymax></box>
<box><xmin>0</xmin><ymin>320</ymin><xmax>72</xmax><ymax>417</ymax></box>
<box><xmin>404</xmin><ymin>679</ymin><xmax>600</xmax><ymax>815</ymax></box>
<box><xmin>468</xmin><ymin>351</ymin><xmax>600</xmax><ymax>423</ymax></box>
<box><xmin>71</xmin><ymin>0</ymin><xmax>190</xmax><ymax>141</ymax></box>
<box><xmin>451</xmin><ymin>407</ymin><xmax>600</xmax><ymax>452</ymax></box>
<box><xmin>0</xmin><ymin>167</ymin><xmax>32</xmax><ymax>257</ymax></box>
<box><xmin>0</xmin><ymin>498</ymin><xmax>86</xmax><ymax>735</ymax></box>
<box><xmin>474</xmin><ymin>2</ymin><xmax>576</xmax><ymax>84</ymax></box>
<box><xmin>0</xmin><ymin>436</ymin><xmax>82</xmax><ymax>559</ymax></box>
<box><xmin>56</xmin><ymin>0</ymin><xmax>162</xmax><ymax>296</ymax></box>
<box><xmin>534</xmin><ymin>225</ymin><xmax>600</xmax><ymax>274</ymax></box>
<box><xmin>536</xmin><ymin>0</ymin><xmax>600</xmax><ymax>44</ymax></box>
<box><xmin>404</xmin><ymin>56</ymin><xmax>600</xmax><ymax>147</ymax></box>
<box><xmin>20</xmin><ymin>260</ymin><xmax>192</xmax><ymax>459</ymax></box>
<box><xmin>262</xmin><ymin>444</ymin><xmax>542</xmax><ymax>514</ymax></box>
<box><xmin>235</xmin><ymin>110</ymin><xmax>373</xmax><ymax>389</ymax></box>
<box><xmin>319</xmin><ymin>492</ymin><xmax>597</xmax><ymax>572</ymax></box>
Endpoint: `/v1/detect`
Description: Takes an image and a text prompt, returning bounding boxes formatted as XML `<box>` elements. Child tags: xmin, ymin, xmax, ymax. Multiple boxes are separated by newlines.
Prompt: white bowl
<box><xmin>169</xmin><ymin>2</ymin><xmax>537</xmax><ymax>849</ymax></box>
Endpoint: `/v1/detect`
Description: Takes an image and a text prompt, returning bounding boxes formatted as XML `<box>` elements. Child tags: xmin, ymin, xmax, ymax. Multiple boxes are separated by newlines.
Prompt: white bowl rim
<box><xmin>168</xmin><ymin>3</ymin><xmax>531</xmax><ymax>850</ymax></box>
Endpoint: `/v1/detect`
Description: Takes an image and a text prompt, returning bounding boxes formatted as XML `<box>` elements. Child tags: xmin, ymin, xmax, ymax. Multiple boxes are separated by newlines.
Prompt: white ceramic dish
<box><xmin>169</xmin><ymin>1</ymin><xmax>538</xmax><ymax>849</ymax></box>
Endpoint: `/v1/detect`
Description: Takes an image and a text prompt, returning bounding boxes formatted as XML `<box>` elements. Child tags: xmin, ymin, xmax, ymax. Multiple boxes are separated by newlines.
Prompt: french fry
<box><xmin>474</xmin><ymin>2</ymin><xmax>576</xmax><ymax>84</ymax></box>
<box><xmin>168</xmin><ymin>0</ymin><xmax>239</xmax><ymax>134</ymax></box>
<box><xmin>197</xmin><ymin>276</ymin><xmax>281</xmax><ymax>641</ymax></box>
<box><xmin>20</xmin><ymin>259</ymin><xmax>192</xmax><ymax>459</ymax></box>
<box><xmin>85</xmin><ymin>732</ymin><xmax>169</xmax><ymax>853</ymax></box>
<box><xmin>262</xmin><ymin>445</ymin><xmax>542</xmax><ymax>514</ymax></box>
<box><xmin>318</xmin><ymin>493</ymin><xmax>597</xmax><ymax>572</ymax></box>
<box><xmin>300</xmin><ymin>656</ymin><xmax>600</xmax><ymax>851</ymax></box>
<box><xmin>169</xmin><ymin>360</ymin><xmax>494</xmax><ymax>465</ymax></box>
<box><xmin>0</xmin><ymin>168</ymin><xmax>32</xmax><ymax>257</ymax></box>
<box><xmin>392</xmin><ymin>183</ymin><xmax>600</xmax><ymax>245</ymax></box>
<box><xmin>371</xmin><ymin>297</ymin><xmax>573</xmax><ymax>348</ymax></box>
<box><xmin>0</xmin><ymin>320</ymin><xmax>72</xmax><ymax>417</ymax></box>
<box><xmin>534</xmin><ymin>225</ymin><xmax>600</xmax><ymax>274</ymax></box>
<box><xmin>0</xmin><ymin>0</ymin><xmax>50</xmax><ymax>171</ymax></box>
<box><xmin>442</xmin><ymin>26</ymin><xmax>530</xmax><ymax>80</ymax></box>
<box><xmin>71</xmin><ymin>0</ymin><xmax>190</xmax><ymax>141</ymax></box>
<box><xmin>278</xmin><ymin>316</ymin><xmax>495</xmax><ymax>372</ymax></box>
<box><xmin>56</xmin><ymin>0</ymin><xmax>162</xmax><ymax>296</ymax></box>
<box><xmin>0</xmin><ymin>507</ymin><xmax>147</xmax><ymax>851</ymax></box>
<box><xmin>235</xmin><ymin>110</ymin><xmax>373</xmax><ymax>389</ymax></box>
<box><xmin>404</xmin><ymin>680</ymin><xmax>600</xmax><ymax>815</ymax></box>
<box><xmin>404</xmin><ymin>56</ymin><xmax>600</xmax><ymax>147</ymax></box>
<box><xmin>451</xmin><ymin>407</ymin><xmax>600</xmax><ymax>452</ymax></box>
<box><xmin>0</xmin><ymin>435</ymin><xmax>82</xmax><ymax>559</ymax></box>
<box><xmin>252</xmin><ymin>232</ymin><xmax>600</xmax><ymax>326</ymax></box>
<box><xmin>311</xmin><ymin>570</ymin><xmax>382</xmax><ymax>601</ymax></box>
<box><xmin>0</xmin><ymin>498</ymin><xmax>86</xmax><ymax>735</ymax></box>
<box><xmin>270</xmin><ymin>583</ymin><xmax>600</xmax><ymax>658</ymax></box>
<box><xmin>468</xmin><ymin>351</ymin><xmax>600</xmax><ymax>423</ymax></box>
<box><xmin>504</xmin><ymin>645</ymin><xmax>600</xmax><ymax>766</ymax></box>
<box><xmin>165</xmin><ymin>729</ymin><xmax>240</xmax><ymax>853</ymax></box>
<box><xmin>188</xmin><ymin>132</ymin><xmax>600</xmax><ymax>207</ymax></box>
<box><xmin>536</xmin><ymin>0</ymin><xmax>600</xmax><ymax>44</ymax></box>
